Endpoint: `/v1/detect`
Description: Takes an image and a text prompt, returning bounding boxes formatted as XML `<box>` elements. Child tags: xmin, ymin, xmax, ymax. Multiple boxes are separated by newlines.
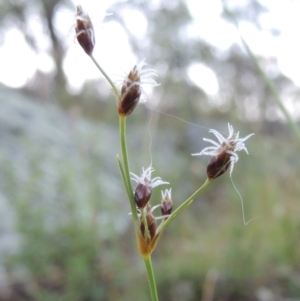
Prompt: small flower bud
<box><xmin>75</xmin><ymin>5</ymin><xmax>95</xmax><ymax>55</ymax></box>
<box><xmin>134</xmin><ymin>182</ymin><xmax>152</xmax><ymax>209</ymax></box>
<box><xmin>161</xmin><ymin>189</ymin><xmax>173</xmax><ymax>216</ymax></box>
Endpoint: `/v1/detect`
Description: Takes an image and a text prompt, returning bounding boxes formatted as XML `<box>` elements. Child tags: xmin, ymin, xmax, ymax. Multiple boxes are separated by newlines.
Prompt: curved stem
<box><xmin>242</xmin><ymin>38</ymin><xmax>300</xmax><ymax>141</ymax></box>
<box><xmin>116</xmin><ymin>155</ymin><xmax>132</xmax><ymax>204</ymax></box>
<box><xmin>119</xmin><ymin>115</ymin><xmax>138</xmax><ymax>221</ymax></box>
<box><xmin>90</xmin><ymin>54</ymin><xmax>120</xmax><ymax>97</ymax></box>
<box><xmin>88</xmin><ymin>56</ymin><xmax>138</xmax><ymax>219</ymax></box>
<box><xmin>144</xmin><ymin>255</ymin><xmax>159</xmax><ymax>301</ymax></box>
<box><xmin>157</xmin><ymin>178</ymin><xmax>211</xmax><ymax>235</ymax></box>
<box><xmin>222</xmin><ymin>1</ymin><xmax>300</xmax><ymax>142</ymax></box>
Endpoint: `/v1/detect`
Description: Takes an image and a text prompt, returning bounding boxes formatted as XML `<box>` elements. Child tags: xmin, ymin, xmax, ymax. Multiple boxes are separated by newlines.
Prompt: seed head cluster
<box><xmin>131</xmin><ymin>166</ymin><xmax>173</xmax><ymax>255</ymax></box>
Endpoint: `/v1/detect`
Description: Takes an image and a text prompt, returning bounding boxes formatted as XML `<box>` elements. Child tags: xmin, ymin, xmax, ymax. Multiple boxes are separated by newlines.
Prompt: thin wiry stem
<box><xmin>222</xmin><ymin>1</ymin><xmax>300</xmax><ymax>142</ymax></box>
<box><xmin>116</xmin><ymin>155</ymin><xmax>135</xmax><ymax>214</ymax></box>
<box><xmin>90</xmin><ymin>54</ymin><xmax>120</xmax><ymax>98</ymax></box>
<box><xmin>119</xmin><ymin>116</ymin><xmax>138</xmax><ymax>221</ymax></box>
<box><xmin>88</xmin><ymin>55</ymin><xmax>137</xmax><ymax>220</ymax></box>
<box><xmin>156</xmin><ymin>178</ymin><xmax>211</xmax><ymax>235</ymax></box>
<box><xmin>144</xmin><ymin>255</ymin><xmax>159</xmax><ymax>301</ymax></box>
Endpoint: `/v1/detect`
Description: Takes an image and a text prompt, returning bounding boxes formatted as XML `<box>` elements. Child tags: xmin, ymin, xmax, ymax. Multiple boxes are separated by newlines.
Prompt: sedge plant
<box><xmin>74</xmin><ymin>5</ymin><xmax>254</xmax><ymax>301</ymax></box>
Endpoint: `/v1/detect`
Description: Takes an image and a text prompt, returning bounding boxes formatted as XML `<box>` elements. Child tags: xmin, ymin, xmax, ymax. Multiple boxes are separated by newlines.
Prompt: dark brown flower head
<box><xmin>134</xmin><ymin>181</ymin><xmax>152</xmax><ymax>209</ymax></box>
<box><xmin>118</xmin><ymin>60</ymin><xmax>159</xmax><ymax>116</ymax></box>
<box><xmin>192</xmin><ymin>123</ymin><xmax>254</xmax><ymax>180</ymax></box>
<box><xmin>160</xmin><ymin>189</ymin><xmax>173</xmax><ymax>216</ymax></box>
<box><xmin>206</xmin><ymin>144</ymin><xmax>232</xmax><ymax>179</ymax></box>
<box><xmin>75</xmin><ymin>5</ymin><xmax>95</xmax><ymax>55</ymax></box>
<box><xmin>119</xmin><ymin>65</ymin><xmax>141</xmax><ymax>116</ymax></box>
<box><xmin>131</xmin><ymin>165</ymin><xmax>169</xmax><ymax>209</ymax></box>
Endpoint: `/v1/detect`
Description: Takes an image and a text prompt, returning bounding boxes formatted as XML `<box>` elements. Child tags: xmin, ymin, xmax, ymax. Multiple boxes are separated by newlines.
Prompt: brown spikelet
<box><xmin>134</xmin><ymin>182</ymin><xmax>152</xmax><ymax>209</ymax></box>
<box><xmin>140</xmin><ymin>212</ymin><xmax>156</xmax><ymax>241</ymax></box>
<box><xmin>118</xmin><ymin>66</ymin><xmax>141</xmax><ymax>116</ymax></box>
<box><xmin>161</xmin><ymin>189</ymin><xmax>173</xmax><ymax>216</ymax></box>
<box><xmin>75</xmin><ymin>6</ymin><xmax>95</xmax><ymax>55</ymax></box>
<box><xmin>206</xmin><ymin>143</ymin><xmax>231</xmax><ymax>180</ymax></box>
<box><xmin>192</xmin><ymin>123</ymin><xmax>254</xmax><ymax>179</ymax></box>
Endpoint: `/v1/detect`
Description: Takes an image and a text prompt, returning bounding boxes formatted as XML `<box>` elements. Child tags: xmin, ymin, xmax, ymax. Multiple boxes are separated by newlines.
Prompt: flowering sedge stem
<box><xmin>90</xmin><ymin>54</ymin><xmax>120</xmax><ymax>97</ymax></box>
<box><xmin>144</xmin><ymin>255</ymin><xmax>159</xmax><ymax>301</ymax></box>
<box><xmin>88</xmin><ymin>55</ymin><xmax>137</xmax><ymax>219</ymax></box>
<box><xmin>119</xmin><ymin>116</ymin><xmax>138</xmax><ymax>221</ymax></box>
<box><xmin>156</xmin><ymin>178</ymin><xmax>211</xmax><ymax>235</ymax></box>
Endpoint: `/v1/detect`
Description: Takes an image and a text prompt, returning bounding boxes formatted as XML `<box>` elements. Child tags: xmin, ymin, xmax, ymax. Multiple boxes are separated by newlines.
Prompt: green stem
<box><xmin>116</xmin><ymin>155</ymin><xmax>132</xmax><ymax>202</ymax></box>
<box><xmin>241</xmin><ymin>38</ymin><xmax>300</xmax><ymax>141</ymax></box>
<box><xmin>157</xmin><ymin>178</ymin><xmax>211</xmax><ymax>234</ymax></box>
<box><xmin>119</xmin><ymin>115</ymin><xmax>138</xmax><ymax>221</ymax></box>
<box><xmin>90</xmin><ymin>54</ymin><xmax>120</xmax><ymax>97</ymax></box>
<box><xmin>222</xmin><ymin>1</ymin><xmax>300</xmax><ymax>142</ymax></box>
<box><xmin>88</xmin><ymin>56</ymin><xmax>138</xmax><ymax>218</ymax></box>
<box><xmin>144</xmin><ymin>255</ymin><xmax>159</xmax><ymax>301</ymax></box>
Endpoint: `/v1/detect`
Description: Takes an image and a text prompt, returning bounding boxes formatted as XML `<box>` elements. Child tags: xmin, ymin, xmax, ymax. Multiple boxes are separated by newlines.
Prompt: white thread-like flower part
<box><xmin>192</xmin><ymin>123</ymin><xmax>254</xmax><ymax>177</ymax></box>
<box><xmin>131</xmin><ymin>165</ymin><xmax>169</xmax><ymax>188</ymax></box>
<box><xmin>161</xmin><ymin>188</ymin><xmax>172</xmax><ymax>200</ymax></box>
<box><xmin>121</xmin><ymin>59</ymin><xmax>160</xmax><ymax>102</ymax></box>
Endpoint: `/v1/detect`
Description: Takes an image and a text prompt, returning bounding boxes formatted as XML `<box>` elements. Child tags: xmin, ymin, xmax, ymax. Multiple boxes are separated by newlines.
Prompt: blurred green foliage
<box><xmin>1</xmin><ymin>104</ymin><xmax>300</xmax><ymax>300</ymax></box>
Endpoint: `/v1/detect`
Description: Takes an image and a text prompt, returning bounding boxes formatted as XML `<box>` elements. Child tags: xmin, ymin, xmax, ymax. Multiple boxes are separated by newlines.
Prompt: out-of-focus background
<box><xmin>0</xmin><ymin>0</ymin><xmax>300</xmax><ymax>300</ymax></box>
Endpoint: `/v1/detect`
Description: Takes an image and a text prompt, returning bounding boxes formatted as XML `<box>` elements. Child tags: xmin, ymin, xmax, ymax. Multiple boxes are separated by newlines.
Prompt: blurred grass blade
<box><xmin>222</xmin><ymin>1</ymin><xmax>300</xmax><ymax>142</ymax></box>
